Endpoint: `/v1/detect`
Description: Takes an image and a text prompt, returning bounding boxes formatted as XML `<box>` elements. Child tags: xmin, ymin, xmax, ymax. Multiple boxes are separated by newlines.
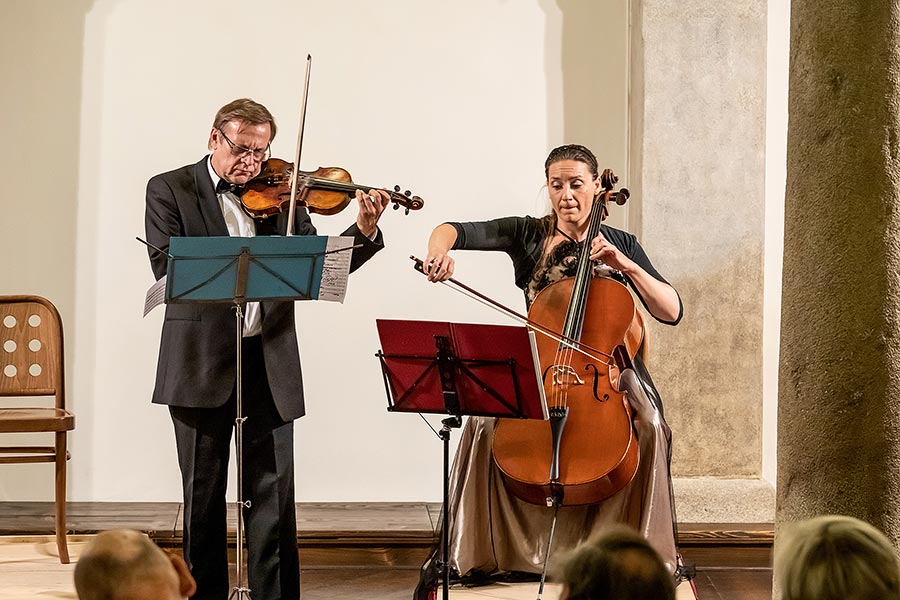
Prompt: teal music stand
<box><xmin>164</xmin><ymin>235</ymin><xmax>354</xmax><ymax>600</ymax></box>
<box><xmin>166</xmin><ymin>235</ymin><xmax>352</xmax><ymax>304</ymax></box>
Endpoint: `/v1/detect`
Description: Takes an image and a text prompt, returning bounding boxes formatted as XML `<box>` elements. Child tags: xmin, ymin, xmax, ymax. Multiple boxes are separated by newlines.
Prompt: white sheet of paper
<box><xmin>318</xmin><ymin>236</ymin><xmax>354</xmax><ymax>303</ymax></box>
<box><xmin>143</xmin><ymin>276</ymin><xmax>167</xmax><ymax>317</ymax></box>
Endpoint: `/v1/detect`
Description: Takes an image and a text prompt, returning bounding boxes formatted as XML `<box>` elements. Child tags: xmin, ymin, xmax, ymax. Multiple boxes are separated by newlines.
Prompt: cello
<box><xmin>491</xmin><ymin>169</ymin><xmax>643</xmax><ymax>507</ymax></box>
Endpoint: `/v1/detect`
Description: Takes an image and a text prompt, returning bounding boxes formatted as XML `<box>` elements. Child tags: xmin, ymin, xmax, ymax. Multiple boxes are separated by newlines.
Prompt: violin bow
<box><xmin>285</xmin><ymin>54</ymin><xmax>312</xmax><ymax>236</ymax></box>
<box><xmin>409</xmin><ymin>256</ymin><xmax>616</xmax><ymax>367</ymax></box>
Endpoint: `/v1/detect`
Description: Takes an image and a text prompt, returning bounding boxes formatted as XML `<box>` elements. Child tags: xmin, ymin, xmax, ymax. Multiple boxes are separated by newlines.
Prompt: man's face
<box><xmin>209</xmin><ymin>119</ymin><xmax>272</xmax><ymax>185</ymax></box>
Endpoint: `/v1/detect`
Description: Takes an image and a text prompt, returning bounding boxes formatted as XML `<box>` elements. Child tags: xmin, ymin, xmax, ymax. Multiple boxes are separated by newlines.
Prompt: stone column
<box><xmin>778</xmin><ymin>0</ymin><xmax>900</xmax><ymax>538</ymax></box>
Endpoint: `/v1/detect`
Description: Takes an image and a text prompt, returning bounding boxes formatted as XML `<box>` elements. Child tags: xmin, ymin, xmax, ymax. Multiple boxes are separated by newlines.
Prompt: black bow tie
<box><xmin>215</xmin><ymin>179</ymin><xmax>244</xmax><ymax>195</ymax></box>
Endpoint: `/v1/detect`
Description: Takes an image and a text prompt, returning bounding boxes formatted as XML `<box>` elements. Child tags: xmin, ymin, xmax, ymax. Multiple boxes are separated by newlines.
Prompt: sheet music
<box><xmin>143</xmin><ymin>276</ymin><xmax>167</xmax><ymax>317</ymax></box>
<box><xmin>527</xmin><ymin>330</ymin><xmax>550</xmax><ymax>420</ymax></box>
<box><xmin>319</xmin><ymin>236</ymin><xmax>354</xmax><ymax>303</ymax></box>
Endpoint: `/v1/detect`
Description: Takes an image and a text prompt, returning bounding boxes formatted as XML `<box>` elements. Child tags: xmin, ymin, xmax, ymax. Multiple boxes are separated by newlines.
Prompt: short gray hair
<box><xmin>212</xmin><ymin>98</ymin><xmax>277</xmax><ymax>142</ymax></box>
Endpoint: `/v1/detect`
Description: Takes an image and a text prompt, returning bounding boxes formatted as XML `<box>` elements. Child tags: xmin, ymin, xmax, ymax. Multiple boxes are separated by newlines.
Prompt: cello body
<box><xmin>492</xmin><ymin>275</ymin><xmax>643</xmax><ymax>506</ymax></box>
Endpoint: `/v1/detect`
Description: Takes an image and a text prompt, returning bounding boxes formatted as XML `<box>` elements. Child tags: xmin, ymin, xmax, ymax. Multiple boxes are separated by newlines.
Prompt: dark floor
<box><xmin>689</xmin><ymin>568</ymin><xmax>772</xmax><ymax>599</ymax></box>
<box><xmin>296</xmin><ymin>566</ymin><xmax>772</xmax><ymax>599</ymax></box>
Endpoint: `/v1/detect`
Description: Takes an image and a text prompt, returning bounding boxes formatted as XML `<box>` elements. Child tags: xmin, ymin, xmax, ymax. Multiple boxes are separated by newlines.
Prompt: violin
<box><xmin>241</xmin><ymin>157</ymin><xmax>425</xmax><ymax>219</ymax></box>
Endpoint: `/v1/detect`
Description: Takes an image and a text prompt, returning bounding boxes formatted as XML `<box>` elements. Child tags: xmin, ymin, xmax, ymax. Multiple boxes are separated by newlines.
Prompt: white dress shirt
<box><xmin>208</xmin><ymin>159</ymin><xmax>262</xmax><ymax>337</ymax></box>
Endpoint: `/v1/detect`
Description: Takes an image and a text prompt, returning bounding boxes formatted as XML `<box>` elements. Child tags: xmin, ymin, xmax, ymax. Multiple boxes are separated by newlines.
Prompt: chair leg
<box><xmin>54</xmin><ymin>431</ymin><xmax>69</xmax><ymax>564</ymax></box>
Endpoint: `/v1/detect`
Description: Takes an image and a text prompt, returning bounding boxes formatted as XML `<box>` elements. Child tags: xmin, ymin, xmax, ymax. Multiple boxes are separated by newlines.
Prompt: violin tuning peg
<box><xmin>393</xmin><ymin>203</ymin><xmax>400</xmax><ymax>210</ymax></box>
<box><xmin>404</xmin><ymin>190</ymin><xmax>411</xmax><ymax>197</ymax></box>
<box><xmin>393</xmin><ymin>185</ymin><xmax>401</xmax><ymax>192</ymax></box>
<box><xmin>405</xmin><ymin>207</ymin><xmax>410</xmax><ymax>216</ymax></box>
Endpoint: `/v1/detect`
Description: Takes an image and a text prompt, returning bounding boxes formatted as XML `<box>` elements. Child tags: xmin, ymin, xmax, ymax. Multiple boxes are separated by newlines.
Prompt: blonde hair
<box><xmin>776</xmin><ymin>515</ymin><xmax>900</xmax><ymax>600</ymax></box>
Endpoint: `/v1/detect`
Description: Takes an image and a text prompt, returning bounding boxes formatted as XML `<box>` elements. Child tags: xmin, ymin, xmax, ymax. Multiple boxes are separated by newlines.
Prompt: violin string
<box><xmin>304</xmin><ymin>176</ymin><xmax>357</xmax><ymax>192</ymax></box>
<box><xmin>305</xmin><ymin>176</ymin><xmax>378</xmax><ymax>195</ymax></box>
<box><xmin>304</xmin><ymin>176</ymin><xmax>409</xmax><ymax>205</ymax></box>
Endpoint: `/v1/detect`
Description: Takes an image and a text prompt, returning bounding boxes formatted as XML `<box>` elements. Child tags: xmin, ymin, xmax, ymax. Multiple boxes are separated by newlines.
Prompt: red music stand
<box><xmin>375</xmin><ymin>319</ymin><xmax>548</xmax><ymax>599</ymax></box>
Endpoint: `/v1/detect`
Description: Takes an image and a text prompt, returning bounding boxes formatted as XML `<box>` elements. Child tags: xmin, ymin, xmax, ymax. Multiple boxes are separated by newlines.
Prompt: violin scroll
<box><xmin>389</xmin><ymin>185</ymin><xmax>425</xmax><ymax>214</ymax></box>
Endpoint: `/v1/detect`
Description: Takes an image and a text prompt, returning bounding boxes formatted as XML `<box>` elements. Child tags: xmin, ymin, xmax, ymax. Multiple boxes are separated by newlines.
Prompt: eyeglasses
<box><xmin>216</xmin><ymin>127</ymin><xmax>270</xmax><ymax>162</ymax></box>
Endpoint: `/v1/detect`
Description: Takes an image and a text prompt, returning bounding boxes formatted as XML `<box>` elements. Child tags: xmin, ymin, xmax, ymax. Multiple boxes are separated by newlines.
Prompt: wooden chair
<box><xmin>0</xmin><ymin>295</ymin><xmax>75</xmax><ymax>563</ymax></box>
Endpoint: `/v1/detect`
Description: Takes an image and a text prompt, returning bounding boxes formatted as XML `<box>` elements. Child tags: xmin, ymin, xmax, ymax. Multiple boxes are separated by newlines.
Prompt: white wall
<box><xmin>1</xmin><ymin>0</ymin><xmax>629</xmax><ymax>502</ymax></box>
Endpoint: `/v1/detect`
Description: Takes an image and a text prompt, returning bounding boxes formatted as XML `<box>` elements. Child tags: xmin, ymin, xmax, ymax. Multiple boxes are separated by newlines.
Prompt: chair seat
<box><xmin>0</xmin><ymin>408</ymin><xmax>75</xmax><ymax>433</ymax></box>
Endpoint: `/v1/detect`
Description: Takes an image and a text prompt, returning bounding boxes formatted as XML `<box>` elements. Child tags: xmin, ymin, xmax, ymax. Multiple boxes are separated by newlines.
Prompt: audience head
<box><xmin>557</xmin><ymin>525</ymin><xmax>676</xmax><ymax>600</ymax></box>
<box><xmin>74</xmin><ymin>529</ymin><xmax>196</xmax><ymax>600</ymax></box>
<box><xmin>776</xmin><ymin>515</ymin><xmax>900</xmax><ymax>600</ymax></box>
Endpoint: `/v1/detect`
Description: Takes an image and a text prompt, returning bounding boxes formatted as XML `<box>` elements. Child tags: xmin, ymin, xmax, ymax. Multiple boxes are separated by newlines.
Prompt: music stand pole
<box><xmin>438</xmin><ymin>416</ymin><xmax>460</xmax><ymax>600</ymax></box>
<box><xmin>230</xmin><ymin>278</ymin><xmax>251</xmax><ymax>599</ymax></box>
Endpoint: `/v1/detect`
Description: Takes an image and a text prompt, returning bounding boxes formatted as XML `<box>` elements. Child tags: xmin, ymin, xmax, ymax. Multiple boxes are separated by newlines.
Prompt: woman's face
<box><xmin>547</xmin><ymin>159</ymin><xmax>601</xmax><ymax>230</ymax></box>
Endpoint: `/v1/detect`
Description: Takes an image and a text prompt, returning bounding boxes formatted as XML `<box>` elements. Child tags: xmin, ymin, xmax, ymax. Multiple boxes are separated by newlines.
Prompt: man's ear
<box><xmin>208</xmin><ymin>127</ymin><xmax>218</xmax><ymax>152</ymax></box>
<box><xmin>169</xmin><ymin>554</ymin><xmax>197</xmax><ymax>598</ymax></box>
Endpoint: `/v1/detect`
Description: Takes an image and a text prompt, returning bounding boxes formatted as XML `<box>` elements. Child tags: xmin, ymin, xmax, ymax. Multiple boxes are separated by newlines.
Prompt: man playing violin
<box><xmin>144</xmin><ymin>98</ymin><xmax>391</xmax><ymax>600</ymax></box>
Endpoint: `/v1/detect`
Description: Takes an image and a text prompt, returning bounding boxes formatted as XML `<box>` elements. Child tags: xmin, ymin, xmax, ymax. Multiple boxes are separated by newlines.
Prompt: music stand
<box><xmin>375</xmin><ymin>319</ymin><xmax>548</xmax><ymax>600</ymax></box>
<box><xmin>165</xmin><ymin>235</ymin><xmax>354</xmax><ymax>600</ymax></box>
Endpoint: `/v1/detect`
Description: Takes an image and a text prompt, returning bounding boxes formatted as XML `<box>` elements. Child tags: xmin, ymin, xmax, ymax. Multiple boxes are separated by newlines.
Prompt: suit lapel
<box><xmin>192</xmin><ymin>157</ymin><xmax>229</xmax><ymax>237</ymax></box>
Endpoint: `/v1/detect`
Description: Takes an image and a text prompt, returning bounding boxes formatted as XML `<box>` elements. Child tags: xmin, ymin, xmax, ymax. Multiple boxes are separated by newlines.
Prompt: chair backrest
<box><xmin>0</xmin><ymin>295</ymin><xmax>65</xmax><ymax>408</ymax></box>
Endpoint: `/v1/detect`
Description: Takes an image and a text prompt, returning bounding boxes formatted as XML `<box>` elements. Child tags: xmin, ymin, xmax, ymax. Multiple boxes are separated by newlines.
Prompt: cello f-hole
<box><xmin>583</xmin><ymin>364</ymin><xmax>608</xmax><ymax>402</ymax></box>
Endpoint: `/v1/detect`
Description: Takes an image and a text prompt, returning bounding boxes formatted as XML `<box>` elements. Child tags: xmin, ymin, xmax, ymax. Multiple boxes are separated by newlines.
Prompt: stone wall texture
<box><xmin>637</xmin><ymin>1</ymin><xmax>768</xmax><ymax>477</ymax></box>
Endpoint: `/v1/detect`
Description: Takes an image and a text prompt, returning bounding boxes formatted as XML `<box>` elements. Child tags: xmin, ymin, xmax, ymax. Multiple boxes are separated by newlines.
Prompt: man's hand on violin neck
<box><xmin>355</xmin><ymin>189</ymin><xmax>390</xmax><ymax>238</ymax></box>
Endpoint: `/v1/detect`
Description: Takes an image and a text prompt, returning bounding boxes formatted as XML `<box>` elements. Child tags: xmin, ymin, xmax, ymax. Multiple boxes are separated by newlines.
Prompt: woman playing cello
<box><xmin>419</xmin><ymin>144</ymin><xmax>684</xmax><ymax>589</ymax></box>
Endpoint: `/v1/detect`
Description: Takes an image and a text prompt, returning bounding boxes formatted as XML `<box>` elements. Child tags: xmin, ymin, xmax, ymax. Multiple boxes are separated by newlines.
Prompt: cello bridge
<box><xmin>550</xmin><ymin>365</ymin><xmax>585</xmax><ymax>387</ymax></box>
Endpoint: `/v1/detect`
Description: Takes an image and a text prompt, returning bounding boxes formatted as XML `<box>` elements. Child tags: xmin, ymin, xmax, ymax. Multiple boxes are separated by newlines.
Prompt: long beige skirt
<box><xmin>445</xmin><ymin>368</ymin><xmax>678</xmax><ymax>577</ymax></box>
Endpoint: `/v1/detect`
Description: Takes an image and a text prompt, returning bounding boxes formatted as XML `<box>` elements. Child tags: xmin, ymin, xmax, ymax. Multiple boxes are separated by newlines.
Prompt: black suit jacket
<box><xmin>145</xmin><ymin>156</ymin><xmax>383</xmax><ymax>421</ymax></box>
